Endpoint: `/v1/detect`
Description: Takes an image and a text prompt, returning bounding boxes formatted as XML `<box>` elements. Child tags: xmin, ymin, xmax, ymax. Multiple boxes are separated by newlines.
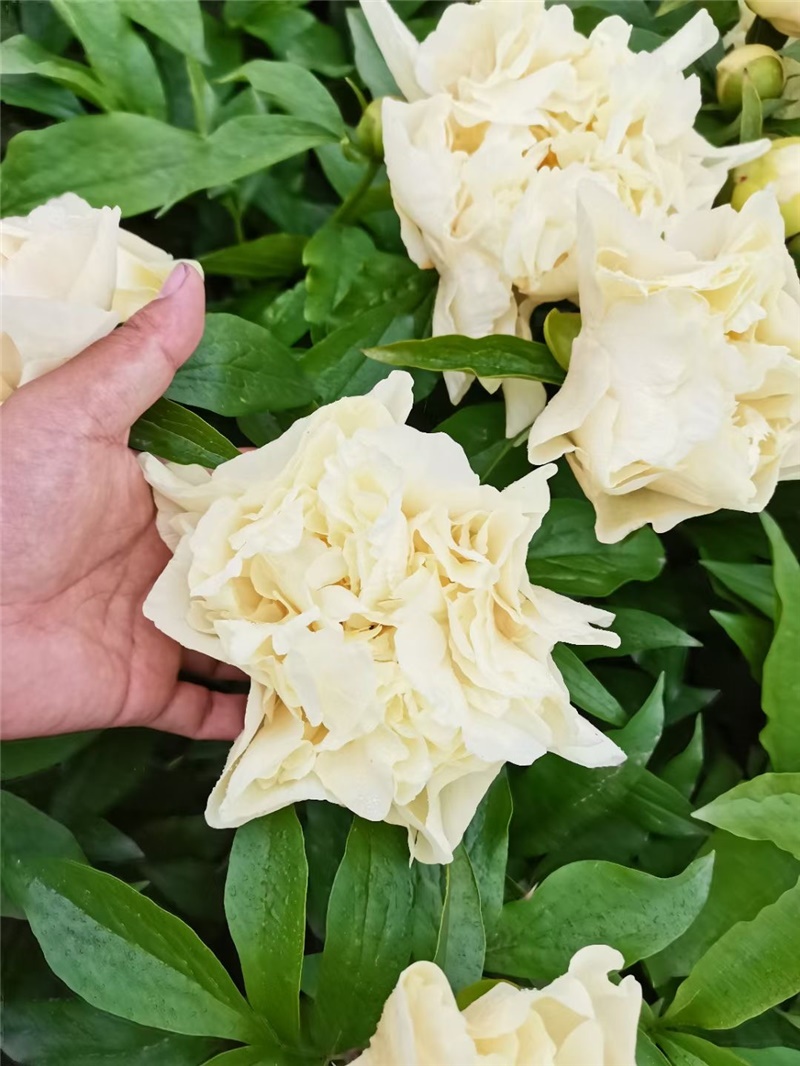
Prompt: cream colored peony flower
<box><xmin>141</xmin><ymin>372</ymin><xmax>623</xmax><ymax>863</ymax></box>
<box><xmin>363</xmin><ymin>0</ymin><xmax>767</xmax><ymax>431</ymax></box>
<box><xmin>745</xmin><ymin>0</ymin><xmax>800</xmax><ymax>38</ymax></box>
<box><xmin>0</xmin><ymin>193</ymin><xmax>195</xmax><ymax>402</ymax></box>
<box><xmin>352</xmin><ymin>946</ymin><xmax>642</xmax><ymax>1065</ymax></box>
<box><xmin>528</xmin><ymin>186</ymin><xmax>800</xmax><ymax>543</ymax></box>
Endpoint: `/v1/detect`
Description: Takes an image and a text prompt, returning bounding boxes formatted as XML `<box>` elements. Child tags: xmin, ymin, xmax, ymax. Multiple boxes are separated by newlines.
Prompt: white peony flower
<box><xmin>352</xmin><ymin>946</ymin><xmax>642</xmax><ymax>1065</ymax></box>
<box><xmin>0</xmin><ymin>193</ymin><xmax>195</xmax><ymax>402</ymax></box>
<box><xmin>528</xmin><ymin>186</ymin><xmax>800</xmax><ymax>543</ymax></box>
<box><xmin>363</xmin><ymin>0</ymin><xmax>767</xmax><ymax>432</ymax></box>
<box><xmin>141</xmin><ymin>372</ymin><xmax>623</xmax><ymax>863</ymax></box>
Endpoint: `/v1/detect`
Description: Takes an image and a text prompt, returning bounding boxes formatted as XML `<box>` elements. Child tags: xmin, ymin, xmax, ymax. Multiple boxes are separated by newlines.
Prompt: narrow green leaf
<box><xmin>666</xmin><ymin>880</ymin><xmax>800</xmax><ymax>1029</ymax></box>
<box><xmin>166</xmin><ymin>313</ymin><xmax>316</xmax><ymax>416</ymax></box>
<box><xmin>121</xmin><ymin>0</ymin><xmax>207</xmax><ymax>62</ymax></box>
<box><xmin>225</xmin><ymin>59</ymin><xmax>344</xmax><ymax>135</ymax></box>
<box><xmin>1</xmin><ymin>792</ymin><xmax>86</xmax><ymax>911</ymax></box>
<box><xmin>760</xmin><ymin>514</ymin><xmax>800</xmax><ymax>771</ymax></box>
<box><xmin>411</xmin><ymin>863</ymin><xmax>446</xmax><ymax>962</ymax></box>
<box><xmin>303</xmin><ymin>223</ymin><xmax>376</xmax><ymax>327</ymax></box>
<box><xmin>346</xmin><ymin>8</ymin><xmax>400</xmax><ymax>98</ymax></box>
<box><xmin>0</xmin><ymin>73</ymin><xmax>85</xmax><ymax>120</ymax></box>
<box><xmin>48</xmin><ymin>731</ymin><xmax>155</xmax><ymax>821</ymax></box>
<box><xmin>711</xmin><ymin>610</ymin><xmax>772</xmax><ymax>681</ymax></box>
<box><xmin>227</xmin><ymin>0</ymin><xmax>349</xmax><ymax>78</ymax></box>
<box><xmin>0</xmin><ymin>731</ymin><xmax>98</xmax><ymax>781</ymax></box>
<box><xmin>702</xmin><ymin>561</ymin><xmax>775</xmax><ymax>619</ymax></box>
<box><xmin>225</xmin><ymin>810</ymin><xmax>308</xmax><ymax>1044</ymax></box>
<box><xmin>130</xmin><ymin>399</ymin><xmax>239</xmax><ymax>468</ymax></box>
<box><xmin>433</xmin><ymin>845</ymin><xmax>486</xmax><ymax>993</ymax></box>
<box><xmin>200</xmin><ymin>235</ymin><xmax>307</xmax><ymax>279</ymax></box>
<box><xmin>659</xmin><ymin>1033</ymin><xmax>750</xmax><ymax>1066</ymax></box>
<box><xmin>298</xmin><ymin>303</ymin><xmax>399</xmax><ymax>404</ymax></box>
<box><xmin>205</xmin><ymin>1047</ymin><xmax>314</xmax><ymax>1066</ymax></box>
<box><xmin>528</xmin><ymin>498</ymin><xmax>664</xmax><ymax>597</ymax></box>
<box><xmin>661</xmin><ymin>716</ymin><xmax>704</xmax><ymax>798</ymax></box>
<box><xmin>365</xmin><ymin>334</ymin><xmax>566</xmax><ymax>385</ymax></box>
<box><xmin>1</xmin><ymin>113</ymin><xmax>336</xmax><ymax>219</ymax></box>
<box><xmin>0</xmin><ymin>34</ymin><xmax>112</xmax><ymax>109</ymax></box>
<box><xmin>20</xmin><ymin>860</ymin><xmax>266</xmax><ymax>1043</ymax></box>
<box><xmin>543</xmin><ymin>308</ymin><xmax>581</xmax><ymax>371</ymax></box>
<box><xmin>463</xmin><ymin>772</ymin><xmax>513</xmax><ymax>929</ymax></box>
<box><xmin>552</xmin><ymin>645</ymin><xmax>627</xmax><ymax>726</ymax></box>
<box><xmin>312</xmin><ymin>820</ymin><xmax>414</xmax><ymax>1055</ymax></box>
<box><xmin>486</xmin><ymin>854</ymin><xmax>714</xmax><ymax>984</ymax></box>
<box><xmin>582</xmin><ymin>608</ymin><xmax>700</xmax><ymax>660</ymax></box>
<box><xmin>694</xmin><ymin>774</ymin><xmax>800</xmax><ymax>859</ymax></box>
<box><xmin>740</xmin><ymin>74</ymin><xmax>763</xmax><ymax>142</ymax></box>
<box><xmin>638</xmin><ymin>1029</ymin><xmax>672</xmax><ymax>1066</ymax></box>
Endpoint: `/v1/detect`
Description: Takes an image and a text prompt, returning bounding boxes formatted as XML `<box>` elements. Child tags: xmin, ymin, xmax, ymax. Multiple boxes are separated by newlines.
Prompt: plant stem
<box><xmin>330</xmin><ymin>159</ymin><xmax>380</xmax><ymax>227</ymax></box>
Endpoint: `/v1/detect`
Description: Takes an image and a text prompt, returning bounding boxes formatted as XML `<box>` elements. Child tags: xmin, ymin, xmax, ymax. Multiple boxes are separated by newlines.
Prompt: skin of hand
<box><xmin>0</xmin><ymin>264</ymin><xmax>246</xmax><ymax>741</ymax></box>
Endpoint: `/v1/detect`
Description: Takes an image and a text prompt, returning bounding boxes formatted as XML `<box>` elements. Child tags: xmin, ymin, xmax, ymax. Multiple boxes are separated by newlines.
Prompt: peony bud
<box><xmin>716</xmin><ymin>44</ymin><xmax>785</xmax><ymax>112</ymax></box>
<box><xmin>731</xmin><ymin>137</ymin><xmax>800</xmax><ymax>237</ymax></box>
<box><xmin>745</xmin><ymin>0</ymin><xmax>800</xmax><ymax>37</ymax></box>
<box><xmin>353</xmin><ymin>98</ymin><xmax>385</xmax><ymax>161</ymax></box>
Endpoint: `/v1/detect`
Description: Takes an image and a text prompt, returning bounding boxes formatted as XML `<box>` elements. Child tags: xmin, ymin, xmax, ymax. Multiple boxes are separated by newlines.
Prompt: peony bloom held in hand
<box><xmin>362</xmin><ymin>0</ymin><xmax>766</xmax><ymax>430</ymax></box>
<box><xmin>528</xmin><ymin>186</ymin><xmax>800</xmax><ymax>543</ymax></box>
<box><xmin>352</xmin><ymin>946</ymin><xmax>642</xmax><ymax>1065</ymax></box>
<box><xmin>0</xmin><ymin>193</ymin><xmax>196</xmax><ymax>402</ymax></box>
<box><xmin>141</xmin><ymin>372</ymin><xmax>622</xmax><ymax>863</ymax></box>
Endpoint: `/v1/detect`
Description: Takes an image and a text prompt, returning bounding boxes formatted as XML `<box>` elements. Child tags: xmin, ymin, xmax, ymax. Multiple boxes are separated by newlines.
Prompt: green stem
<box><xmin>330</xmin><ymin>159</ymin><xmax>380</xmax><ymax>226</ymax></box>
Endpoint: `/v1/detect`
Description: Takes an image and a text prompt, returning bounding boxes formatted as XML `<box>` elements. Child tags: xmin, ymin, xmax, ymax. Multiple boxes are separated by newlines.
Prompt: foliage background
<box><xmin>1</xmin><ymin>1</ymin><xmax>800</xmax><ymax>1064</ymax></box>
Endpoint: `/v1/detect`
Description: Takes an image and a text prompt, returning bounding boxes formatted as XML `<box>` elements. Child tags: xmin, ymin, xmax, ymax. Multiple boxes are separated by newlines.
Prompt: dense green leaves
<box><xmin>433</xmin><ymin>845</ymin><xmax>486</xmax><ymax>993</ymax></box>
<box><xmin>225</xmin><ymin>60</ymin><xmax>344</xmax><ymax>135</ymax></box>
<box><xmin>0</xmin><ymin>35</ymin><xmax>113</xmax><ymax>109</ymax></box>
<box><xmin>760</xmin><ymin>515</ymin><xmax>800</xmax><ymax>771</ymax></box>
<box><xmin>200</xmin><ymin>235</ymin><xmax>307</xmax><ymax>279</ymax></box>
<box><xmin>365</xmin><ymin>334</ymin><xmax>566</xmax><ymax>385</ymax></box>
<box><xmin>129</xmin><ymin>399</ymin><xmax>240</xmax><ymax>468</ymax></box>
<box><xmin>121</xmin><ymin>0</ymin><xmax>207</xmax><ymax>62</ymax></box>
<box><xmin>527</xmin><ymin>498</ymin><xmax>665</xmax><ymax>597</ymax></box>
<box><xmin>225</xmin><ymin>810</ymin><xmax>307</xmax><ymax>1044</ymax></box>
<box><xmin>486</xmin><ymin>855</ymin><xmax>714</xmax><ymax>983</ymax></box>
<box><xmin>1</xmin><ymin>113</ymin><xmax>337</xmax><ymax>218</ymax></box>
<box><xmin>312</xmin><ymin>820</ymin><xmax>414</xmax><ymax>1056</ymax></box>
<box><xmin>20</xmin><ymin>860</ymin><xmax>266</xmax><ymax>1043</ymax></box>
<box><xmin>166</xmin><ymin>313</ymin><xmax>316</xmax><ymax>415</ymax></box>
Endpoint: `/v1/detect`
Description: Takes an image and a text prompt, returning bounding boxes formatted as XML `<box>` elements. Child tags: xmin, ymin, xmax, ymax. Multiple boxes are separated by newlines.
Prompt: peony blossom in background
<box><xmin>528</xmin><ymin>186</ymin><xmax>800</xmax><ymax>543</ymax></box>
<box><xmin>362</xmin><ymin>0</ymin><xmax>767</xmax><ymax>434</ymax></box>
<box><xmin>353</xmin><ymin>946</ymin><xmax>642</xmax><ymax>1065</ymax></box>
<box><xmin>141</xmin><ymin>372</ymin><xmax>622</xmax><ymax>863</ymax></box>
<box><xmin>0</xmin><ymin>193</ymin><xmax>196</xmax><ymax>402</ymax></box>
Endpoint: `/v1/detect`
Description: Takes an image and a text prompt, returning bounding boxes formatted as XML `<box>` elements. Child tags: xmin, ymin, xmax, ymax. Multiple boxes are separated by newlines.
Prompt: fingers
<box><xmin>146</xmin><ymin>682</ymin><xmax>246</xmax><ymax>741</ymax></box>
<box><xmin>181</xmin><ymin>649</ymin><xmax>249</xmax><ymax>685</ymax></box>
<box><xmin>36</xmin><ymin>263</ymin><xmax>205</xmax><ymax>438</ymax></box>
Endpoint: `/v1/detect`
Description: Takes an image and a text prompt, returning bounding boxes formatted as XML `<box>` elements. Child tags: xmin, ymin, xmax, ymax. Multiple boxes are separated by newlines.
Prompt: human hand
<box><xmin>0</xmin><ymin>264</ymin><xmax>246</xmax><ymax>741</ymax></box>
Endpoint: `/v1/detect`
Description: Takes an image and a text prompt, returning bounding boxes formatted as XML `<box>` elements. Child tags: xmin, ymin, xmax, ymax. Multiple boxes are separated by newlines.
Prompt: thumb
<box><xmin>42</xmin><ymin>263</ymin><xmax>205</xmax><ymax>437</ymax></box>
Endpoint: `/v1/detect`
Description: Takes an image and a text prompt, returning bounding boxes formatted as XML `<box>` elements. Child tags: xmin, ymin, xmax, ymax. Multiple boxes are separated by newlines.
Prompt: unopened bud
<box><xmin>745</xmin><ymin>0</ymin><xmax>800</xmax><ymax>38</ymax></box>
<box><xmin>731</xmin><ymin>137</ymin><xmax>800</xmax><ymax>238</ymax></box>
<box><xmin>543</xmin><ymin>309</ymin><xmax>581</xmax><ymax>372</ymax></box>
<box><xmin>716</xmin><ymin>44</ymin><xmax>784</xmax><ymax>112</ymax></box>
<box><xmin>353</xmin><ymin>98</ymin><xmax>384</xmax><ymax>162</ymax></box>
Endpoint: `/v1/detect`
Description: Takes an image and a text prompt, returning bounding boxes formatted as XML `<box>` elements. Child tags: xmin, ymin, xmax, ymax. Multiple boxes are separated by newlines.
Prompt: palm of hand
<box><xmin>0</xmin><ymin>270</ymin><xmax>244</xmax><ymax>741</ymax></box>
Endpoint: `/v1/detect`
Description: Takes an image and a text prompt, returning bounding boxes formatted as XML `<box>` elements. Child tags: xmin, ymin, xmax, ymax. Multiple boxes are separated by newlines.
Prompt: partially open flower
<box><xmin>745</xmin><ymin>0</ymin><xmax>800</xmax><ymax>38</ymax></box>
<box><xmin>142</xmin><ymin>372</ymin><xmax>622</xmax><ymax>863</ymax></box>
<box><xmin>716</xmin><ymin>44</ymin><xmax>785</xmax><ymax>112</ymax></box>
<box><xmin>353</xmin><ymin>946</ymin><xmax>642</xmax><ymax>1065</ymax></box>
<box><xmin>732</xmin><ymin>136</ymin><xmax>800</xmax><ymax>237</ymax></box>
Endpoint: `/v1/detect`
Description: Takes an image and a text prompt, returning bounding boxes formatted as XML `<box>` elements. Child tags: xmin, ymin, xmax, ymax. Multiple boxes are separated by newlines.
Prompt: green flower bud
<box><xmin>543</xmin><ymin>309</ymin><xmax>582</xmax><ymax>372</ymax></box>
<box><xmin>731</xmin><ymin>137</ymin><xmax>800</xmax><ymax>238</ymax></box>
<box><xmin>716</xmin><ymin>44</ymin><xmax>784</xmax><ymax>113</ymax></box>
<box><xmin>353</xmin><ymin>98</ymin><xmax>385</xmax><ymax>162</ymax></box>
<box><xmin>745</xmin><ymin>0</ymin><xmax>800</xmax><ymax>38</ymax></box>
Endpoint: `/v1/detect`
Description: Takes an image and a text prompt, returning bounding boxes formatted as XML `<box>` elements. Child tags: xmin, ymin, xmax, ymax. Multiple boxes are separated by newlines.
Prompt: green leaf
<box><xmin>0</xmin><ymin>731</ymin><xmax>98</xmax><ymax>781</ymax></box>
<box><xmin>463</xmin><ymin>771</ymin><xmax>513</xmax><ymax>930</ymax></box>
<box><xmin>225</xmin><ymin>0</ymin><xmax>349</xmax><ymax>78</ymax></box>
<box><xmin>312</xmin><ymin>819</ymin><xmax>414</xmax><ymax>1056</ymax></box>
<box><xmin>486</xmin><ymin>854</ymin><xmax>714</xmax><ymax>984</ymax></box>
<box><xmin>661</xmin><ymin>715</ymin><xmax>704</xmax><ymax>798</ymax></box>
<box><xmin>297</xmin><ymin>303</ymin><xmax>400</xmax><ymax>404</ymax></box>
<box><xmin>129</xmin><ymin>399</ymin><xmax>239</xmax><ymax>468</ymax></box>
<box><xmin>20</xmin><ymin>859</ymin><xmax>266</xmax><ymax>1043</ymax></box>
<box><xmin>666</xmin><ymin>880</ymin><xmax>800</xmax><ymax>1029</ymax></box>
<box><xmin>200</xmin><ymin>234</ymin><xmax>307</xmax><ymax>279</ymax></box>
<box><xmin>225</xmin><ymin>60</ymin><xmax>344</xmax><ymax>135</ymax></box>
<box><xmin>694</xmin><ymin>774</ymin><xmax>800</xmax><ymax>859</ymax></box>
<box><xmin>527</xmin><ymin>498</ymin><xmax>665</xmax><ymax>597</ymax></box>
<box><xmin>225</xmin><ymin>810</ymin><xmax>307</xmax><ymax>1044</ymax></box>
<box><xmin>1</xmin><ymin>997</ymin><xmax>221</xmax><ymax>1066</ymax></box>
<box><xmin>48</xmin><ymin>731</ymin><xmax>155</xmax><ymax>822</ymax></box>
<box><xmin>365</xmin><ymin>334</ymin><xmax>566</xmax><ymax>386</ymax></box>
<box><xmin>760</xmin><ymin>514</ymin><xmax>800</xmax><ymax>771</ymax></box>
<box><xmin>1</xmin><ymin>792</ymin><xmax>86</xmax><ymax>911</ymax></box>
<box><xmin>740</xmin><ymin>74</ymin><xmax>763</xmax><ymax>142</ymax></box>
<box><xmin>0</xmin><ymin>73</ymin><xmax>84</xmax><ymax>120</ymax></box>
<box><xmin>1</xmin><ymin>113</ymin><xmax>336</xmax><ymax>219</ymax></box>
<box><xmin>711</xmin><ymin>610</ymin><xmax>772</xmax><ymax>681</ymax></box>
<box><xmin>733</xmin><ymin>1052</ymin><xmax>800</xmax><ymax>1066</ymax></box>
<box><xmin>52</xmin><ymin>0</ymin><xmax>166</xmax><ymax>120</ymax></box>
<box><xmin>702</xmin><ymin>562</ymin><xmax>775</xmax><ymax>619</ymax></box>
<box><xmin>658</xmin><ymin>1033</ymin><xmax>750</xmax><ymax>1066</ymax></box>
<box><xmin>205</xmin><ymin>1048</ymin><xmax>314</xmax><ymax>1066</ymax></box>
<box><xmin>166</xmin><ymin>313</ymin><xmax>316</xmax><ymax>416</ymax></box>
<box><xmin>411</xmin><ymin>863</ymin><xmax>446</xmax><ymax>962</ymax></box>
<box><xmin>303</xmin><ymin>223</ymin><xmax>376</xmax><ymax>327</ymax></box>
<box><xmin>582</xmin><ymin>608</ymin><xmax>700</xmax><ymax>660</ymax></box>
<box><xmin>346</xmin><ymin>7</ymin><xmax>401</xmax><ymax>98</ymax></box>
<box><xmin>552</xmin><ymin>645</ymin><xmax>627</xmax><ymax>726</ymax></box>
<box><xmin>121</xmin><ymin>0</ymin><xmax>207</xmax><ymax>62</ymax></box>
<box><xmin>303</xmin><ymin>802</ymin><xmax>351</xmax><ymax>940</ymax></box>
<box><xmin>433</xmin><ymin>845</ymin><xmax>486</xmax><ymax>993</ymax></box>
<box><xmin>0</xmin><ymin>35</ymin><xmax>112</xmax><ymax>109</ymax></box>
<box><xmin>543</xmin><ymin>308</ymin><xmax>581</xmax><ymax>371</ymax></box>
<box><xmin>647</xmin><ymin>831</ymin><xmax>800</xmax><ymax>987</ymax></box>
<box><xmin>638</xmin><ymin>1029</ymin><xmax>672</xmax><ymax>1066</ymax></box>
